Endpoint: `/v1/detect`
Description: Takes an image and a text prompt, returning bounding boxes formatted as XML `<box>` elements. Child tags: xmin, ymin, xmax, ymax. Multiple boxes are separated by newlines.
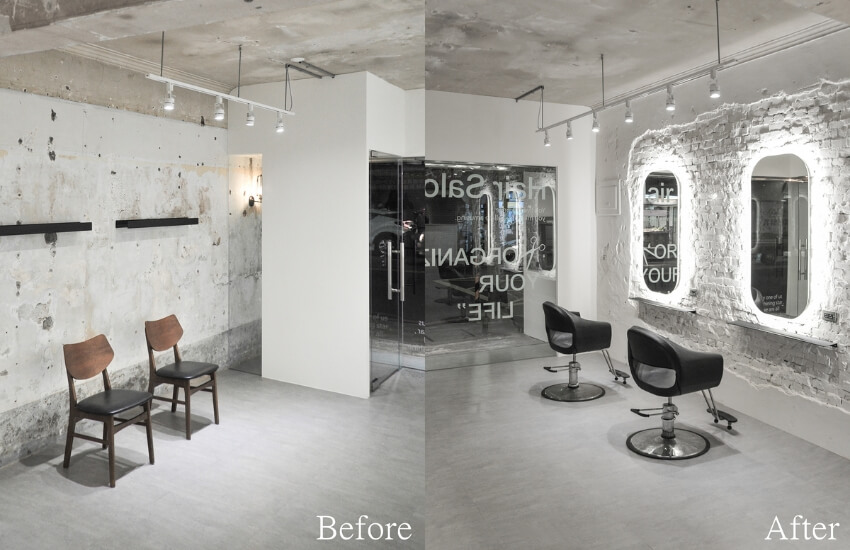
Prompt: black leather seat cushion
<box><xmin>542</xmin><ymin>301</ymin><xmax>612</xmax><ymax>354</ymax></box>
<box><xmin>77</xmin><ymin>389</ymin><xmax>152</xmax><ymax>416</ymax></box>
<box><xmin>627</xmin><ymin>326</ymin><xmax>723</xmax><ymax>397</ymax></box>
<box><xmin>156</xmin><ymin>361</ymin><xmax>218</xmax><ymax>380</ymax></box>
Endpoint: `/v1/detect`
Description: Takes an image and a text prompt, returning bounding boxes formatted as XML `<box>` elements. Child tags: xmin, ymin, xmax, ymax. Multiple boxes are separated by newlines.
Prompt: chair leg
<box><xmin>106</xmin><ymin>417</ymin><xmax>116</xmax><ymax>488</ymax></box>
<box><xmin>171</xmin><ymin>385</ymin><xmax>179</xmax><ymax>413</ymax></box>
<box><xmin>184</xmin><ymin>381</ymin><xmax>192</xmax><ymax>440</ymax></box>
<box><xmin>102</xmin><ymin>423</ymin><xmax>108</xmax><ymax>449</ymax></box>
<box><xmin>211</xmin><ymin>373</ymin><xmax>220</xmax><ymax>425</ymax></box>
<box><xmin>63</xmin><ymin>414</ymin><xmax>76</xmax><ymax>469</ymax></box>
<box><xmin>145</xmin><ymin>402</ymin><xmax>155</xmax><ymax>465</ymax></box>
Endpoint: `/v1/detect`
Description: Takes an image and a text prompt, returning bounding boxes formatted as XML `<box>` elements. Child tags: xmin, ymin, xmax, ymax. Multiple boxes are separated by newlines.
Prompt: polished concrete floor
<box><xmin>426</xmin><ymin>353</ymin><xmax>850</xmax><ymax>550</ymax></box>
<box><xmin>4</xmin><ymin>353</ymin><xmax>850</xmax><ymax>549</ymax></box>
<box><xmin>0</xmin><ymin>363</ymin><xmax>424</xmax><ymax>550</ymax></box>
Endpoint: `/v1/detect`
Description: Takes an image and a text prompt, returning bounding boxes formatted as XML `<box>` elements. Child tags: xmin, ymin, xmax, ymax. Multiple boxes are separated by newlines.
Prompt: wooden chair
<box><xmin>145</xmin><ymin>314</ymin><xmax>220</xmax><ymax>440</ymax></box>
<box><xmin>63</xmin><ymin>334</ymin><xmax>154</xmax><ymax>488</ymax></box>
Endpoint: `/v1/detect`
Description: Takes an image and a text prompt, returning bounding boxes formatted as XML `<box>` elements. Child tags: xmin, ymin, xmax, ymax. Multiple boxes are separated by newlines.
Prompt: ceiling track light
<box><xmin>709</xmin><ymin>69</ymin><xmax>721</xmax><ymax>99</ymax></box>
<box><xmin>275</xmin><ymin>111</ymin><xmax>285</xmax><ymax>133</ymax></box>
<box><xmin>591</xmin><ymin>111</ymin><xmax>600</xmax><ymax>133</ymax></box>
<box><xmin>149</xmin><ymin>37</ymin><xmax>293</xmax><ymax>132</ymax></box>
<box><xmin>624</xmin><ymin>99</ymin><xmax>634</xmax><ymax>123</ymax></box>
<box><xmin>543</xmin><ymin>130</ymin><xmax>551</xmax><ymax>147</ymax></box>
<box><xmin>566</xmin><ymin>121</ymin><xmax>574</xmax><ymax>140</ymax></box>
<box><xmin>163</xmin><ymin>82</ymin><xmax>175</xmax><ymax>111</ymax></box>
<box><xmin>710</xmin><ymin>0</ymin><xmax>722</xmax><ymax>99</ymax></box>
<box><xmin>665</xmin><ymin>84</ymin><xmax>676</xmax><ymax>112</ymax></box>
<box><xmin>213</xmin><ymin>96</ymin><xmax>225</xmax><ymax>121</ymax></box>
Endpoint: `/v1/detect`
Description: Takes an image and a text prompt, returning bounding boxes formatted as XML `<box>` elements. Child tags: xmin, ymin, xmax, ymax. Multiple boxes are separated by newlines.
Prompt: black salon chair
<box><xmin>626</xmin><ymin>326</ymin><xmax>737</xmax><ymax>460</ymax></box>
<box><xmin>540</xmin><ymin>301</ymin><xmax>629</xmax><ymax>402</ymax></box>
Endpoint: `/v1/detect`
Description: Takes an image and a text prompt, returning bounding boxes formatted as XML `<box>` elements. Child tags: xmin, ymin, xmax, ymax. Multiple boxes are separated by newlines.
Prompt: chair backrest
<box><xmin>627</xmin><ymin>326</ymin><xmax>681</xmax><ymax>396</ymax></box>
<box><xmin>145</xmin><ymin>314</ymin><xmax>184</xmax><ymax>351</ymax></box>
<box><xmin>541</xmin><ymin>301</ymin><xmax>579</xmax><ymax>335</ymax></box>
<box><xmin>63</xmin><ymin>334</ymin><xmax>114</xmax><ymax>381</ymax></box>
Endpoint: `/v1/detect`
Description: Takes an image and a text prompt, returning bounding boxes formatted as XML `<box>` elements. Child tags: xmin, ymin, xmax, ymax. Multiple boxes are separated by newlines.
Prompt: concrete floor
<box><xmin>426</xmin><ymin>353</ymin><xmax>850</xmax><ymax>550</ymax></box>
<box><xmin>0</xmin><ymin>365</ymin><xmax>424</xmax><ymax>550</ymax></box>
<box><xmin>4</xmin><ymin>353</ymin><xmax>850</xmax><ymax>549</ymax></box>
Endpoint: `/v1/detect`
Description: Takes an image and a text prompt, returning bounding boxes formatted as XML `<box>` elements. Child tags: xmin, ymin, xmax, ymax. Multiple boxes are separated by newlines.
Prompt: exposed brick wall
<box><xmin>607</xmin><ymin>80</ymin><xmax>850</xmax><ymax>411</ymax></box>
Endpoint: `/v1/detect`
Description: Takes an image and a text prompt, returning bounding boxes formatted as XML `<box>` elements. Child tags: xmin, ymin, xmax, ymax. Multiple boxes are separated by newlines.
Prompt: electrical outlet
<box><xmin>823</xmin><ymin>311</ymin><xmax>839</xmax><ymax>323</ymax></box>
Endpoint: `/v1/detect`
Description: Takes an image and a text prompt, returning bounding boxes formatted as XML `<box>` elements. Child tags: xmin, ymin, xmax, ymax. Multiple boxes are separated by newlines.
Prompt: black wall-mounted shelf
<box><xmin>728</xmin><ymin>320</ymin><xmax>837</xmax><ymax>348</ymax></box>
<box><xmin>630</xmin><ymin>296</ymin><xmax>696</xmax><ymax>314</ymax></box>
<box><xmin>0</xmin><ymin>222</ymin><xmax>92</xmax><ymax>236</ymax></box>
<box><xmin>115</xmin><ymin>217</ymin><xmax>199</xmax><ymax>229</ymax></box>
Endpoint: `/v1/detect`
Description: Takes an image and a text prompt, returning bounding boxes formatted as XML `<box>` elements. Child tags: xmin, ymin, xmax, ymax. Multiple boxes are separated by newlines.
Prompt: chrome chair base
<box><xmin>541</xmin><ymin>382</ymin><xmax>605</xmax><ymax>402</ymax></box>
<box><xmin>626</xmin><ymin>427</ymin><xmax>710</xmax><ymax>460</ymax></box>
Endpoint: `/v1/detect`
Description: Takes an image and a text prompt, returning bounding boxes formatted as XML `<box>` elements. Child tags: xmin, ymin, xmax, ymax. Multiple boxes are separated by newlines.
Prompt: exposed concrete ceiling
<box><xmin>426</xmin><ymin>0</ymin><xmax>850</xmax><ymax>106</ymax></box>
<box><xmin>0</xmin><ymin>0</ymin><xmax>425</xmax><ymax>92</ymax></box>
<box><xmin>2</xmin><ymin>0</ymin><xmax>850</xmax><ymax>113</ymax></box>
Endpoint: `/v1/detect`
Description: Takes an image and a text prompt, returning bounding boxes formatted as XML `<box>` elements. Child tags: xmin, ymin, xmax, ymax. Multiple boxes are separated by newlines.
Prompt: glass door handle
<box><xmin>399</xmin><ymin>238</ymin><xmax>406</xmax><ymax>302</ymax></box>
<box><xmin>387</xmin><ymin>240</ymin><xmax>402</xmax><ymax>300</ymax></box>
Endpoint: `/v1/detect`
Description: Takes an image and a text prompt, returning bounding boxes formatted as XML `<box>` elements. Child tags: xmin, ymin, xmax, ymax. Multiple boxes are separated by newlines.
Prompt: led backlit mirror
<box><xmin>750</xmin><ymin>154</ymin><xmax>809</xmax><ymax>318</ymax></box>
<box><xmin>643</xmin><ymin>171</ymin><xmax>679</xmax><ymax>293</ymax></box>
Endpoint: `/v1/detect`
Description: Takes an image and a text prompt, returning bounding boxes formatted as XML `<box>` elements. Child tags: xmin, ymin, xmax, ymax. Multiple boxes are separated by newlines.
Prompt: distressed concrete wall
<box><xmin>0</xmin><ymin>87</ymin><xmax>231</xmax><ymax>465</ymax></box>
<box><xmin>228</xmin><ymin>155</ymin><xmax>262</xmax><ymax>367</ymax></box>
<box><xmin>0</xmin><ymin>50</ymin><xmax>226</xmax><ymax>127</ymax></box>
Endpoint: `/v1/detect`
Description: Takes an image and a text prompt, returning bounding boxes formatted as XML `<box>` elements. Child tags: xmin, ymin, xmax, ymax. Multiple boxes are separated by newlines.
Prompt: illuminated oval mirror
<box><xmin>751</xmin><ymin>154</ymin><xmax>809</xmax><ymax>318</ymax></box>
<box><xmin>643</xmin><ymin>171</ymin><xmax>679</xmax><ymax>294</ymax></box>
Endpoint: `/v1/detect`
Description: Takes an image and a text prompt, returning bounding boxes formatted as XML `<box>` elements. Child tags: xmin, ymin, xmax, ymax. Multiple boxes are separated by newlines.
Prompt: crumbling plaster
<box><xmin>0</xmin><ymin>86</ymin><xmax>249</xmax><ymax>464</ymax></box>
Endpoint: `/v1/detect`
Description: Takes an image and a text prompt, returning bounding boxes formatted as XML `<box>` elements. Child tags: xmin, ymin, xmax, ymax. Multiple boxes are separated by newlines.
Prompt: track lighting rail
<box><xmin>145</xmin><ymin>74</ymin><xmax>294</xmax><ymax>117</ymax></box>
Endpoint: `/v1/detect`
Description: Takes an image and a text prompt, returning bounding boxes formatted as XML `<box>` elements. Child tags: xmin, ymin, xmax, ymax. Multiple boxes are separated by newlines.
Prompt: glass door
<box><xmin>369</xmin><ymin>154</ymin><xmax>426</xmax><ymax>391</ymax></box>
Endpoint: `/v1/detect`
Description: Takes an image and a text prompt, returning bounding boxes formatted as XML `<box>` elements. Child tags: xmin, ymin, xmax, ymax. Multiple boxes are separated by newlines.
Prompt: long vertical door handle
<box><xmin>399</xmin><ymin>238</ymin><xmax>406</xmax><ymax>302</ymax></box>
<box><xmin>387</xmin><ymin>240</ymin><xmax>394</xmax><ymax>300</ymax></box>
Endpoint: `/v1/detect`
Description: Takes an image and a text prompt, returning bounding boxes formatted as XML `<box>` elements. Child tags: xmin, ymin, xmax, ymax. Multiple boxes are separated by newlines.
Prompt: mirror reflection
<box><xmin>751</xmin><ymin>154</ymin><xmax>809</xmax><ymax>318</ymax></box>
<box><xmin>643</xmin><ymin>171</ymin><xmax>679</xmax><ymax>294</ymax></box>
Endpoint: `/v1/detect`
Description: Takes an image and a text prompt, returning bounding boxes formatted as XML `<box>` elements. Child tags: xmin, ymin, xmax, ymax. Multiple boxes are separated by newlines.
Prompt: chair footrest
<box><xmin>543</xmin><ymin>366</ymin><xmax>567</xmax><ymax>373</ymax></box>
<box><xmin>630</xmin><ymin>408</ymin><xmax>651</xmax><ymax>418</ymax></box>
<box><xmin>708</xmin><ymin>408</ymin><xmax>738</xmax><ymax>430</ymax></box>
<box><xmin>612</xmin><ymin>369</ymin><xmax>630</xmax><ymax>384</ymax></box>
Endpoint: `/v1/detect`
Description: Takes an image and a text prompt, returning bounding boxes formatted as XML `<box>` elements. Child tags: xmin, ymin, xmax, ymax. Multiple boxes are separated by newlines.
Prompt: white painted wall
<box><xmin>425</xmin><ymin>91</ymin><xmax>597</xmax><ymax>340</ymax></box>
<box><xmin>595</xmin><ymin>29</ymin><xmax>850</xmax><ymax>458</ymax></box>
<box><xmin>231</xmin><ymin>72</ymin><xmax>415</xmax><ymax>399</ymax></box>
<box><xmin>405</xmin><ymin>89</ymin><xmax>425</xmax><ymax>157</ymax></box>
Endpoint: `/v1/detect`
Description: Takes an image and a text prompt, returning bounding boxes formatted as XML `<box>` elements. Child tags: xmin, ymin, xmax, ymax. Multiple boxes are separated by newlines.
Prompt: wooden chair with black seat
<box><xmin>145</xmin><ymin>314</ymin><xmax>220</xmax><ymax>440</ymax></box>
<box><xmin>62</xmin><ymin>334</ymin><xmax>155</xmax><ymax>488</ymax></box>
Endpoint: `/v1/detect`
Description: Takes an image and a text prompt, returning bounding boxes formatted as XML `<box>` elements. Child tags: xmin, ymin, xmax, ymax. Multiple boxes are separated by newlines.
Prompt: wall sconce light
<box><xmin>249</xmin><ymin>174</ymin><xmax>263</xmax><ymax>207</ymax></box>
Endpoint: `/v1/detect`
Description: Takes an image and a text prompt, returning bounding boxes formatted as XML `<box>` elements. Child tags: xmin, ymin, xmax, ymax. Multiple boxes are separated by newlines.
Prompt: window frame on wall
<box><xmin>747</xmin><ymin>152</ymin><xmax>811</xmax><ymax>320</ymax></box>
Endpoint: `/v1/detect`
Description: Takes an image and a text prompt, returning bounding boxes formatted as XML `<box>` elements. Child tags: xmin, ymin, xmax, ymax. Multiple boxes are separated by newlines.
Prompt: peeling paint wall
<box><xmin>228</xmin><ymin>155</ymin><xmax>262</xmax><ymax>366</ymax></box>
<box><xmin>0</xmin><ymin>87</ymin><xmax>230</xmax><ymax>464</ymax></box>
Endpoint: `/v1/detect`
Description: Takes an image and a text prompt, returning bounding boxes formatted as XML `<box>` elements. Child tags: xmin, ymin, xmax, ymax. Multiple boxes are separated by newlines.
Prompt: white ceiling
<box><xmin>2</xmin><ymin>0</ymin><xmax>850</xmax><ymax>107</ymax></box>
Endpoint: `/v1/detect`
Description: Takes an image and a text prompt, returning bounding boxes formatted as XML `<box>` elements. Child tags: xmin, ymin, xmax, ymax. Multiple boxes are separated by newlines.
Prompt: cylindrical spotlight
<box><xmin>246</xmin><ymin>104</ymin><xmax>255</xmax><ymax>127</ymax></box>
<box><xmin>214</xmin><ymin>96</ymin><xmax>225</xmax><ymax>121</ymax></box>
